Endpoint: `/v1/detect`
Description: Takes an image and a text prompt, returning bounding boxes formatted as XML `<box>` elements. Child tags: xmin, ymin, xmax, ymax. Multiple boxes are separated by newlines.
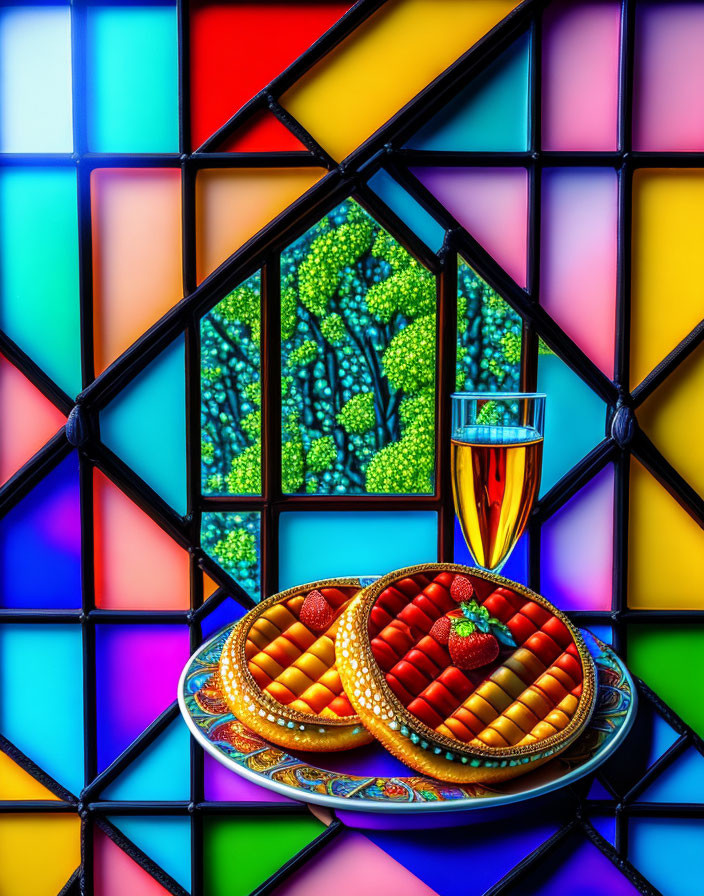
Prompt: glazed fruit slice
<box><xmin>336</xmin><ymin>564</ymin><xmax>597</xmax><ymax>782</ymax></box>
<box><xmin>219</xmin><ymin>578</ymin><xmax>373</xmax><ymax>751</ymax></box>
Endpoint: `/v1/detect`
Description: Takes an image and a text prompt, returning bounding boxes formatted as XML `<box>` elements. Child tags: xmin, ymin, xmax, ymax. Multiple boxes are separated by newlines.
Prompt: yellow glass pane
<box><xmin>91</xmin><ymin>169</ymin><xmax>183</xmax><ymax>375</ymax></box>
<box><xmin>628</xmin><ymin>459</ymin><xmax>704</xmax><ymax>609</ymax></box>
<box><xmin>639</xmin><ymin>345</ymin><xmax>704</xmax><ymax>498</ymax></box>
<box><xmin>195</xmin><ymin>168</ymin><xmax>326</xmax><ymax>283</ymax></box>
<box><xmin>281</xmin><ymin>0</ymin><xmax>519</xmax><ymax>160</ymax></box>
<box><xmin>0</xmin><ymin>813</ymin><xmax>80</xmax><ymax>895</ymax></box>
<box><xmin>0</xmin><ymin>751</ymin><xmax>59</xmax><ymax>801</ymax></box>
<box><xmin>631</xmin><ymin>170</ymin><xmax>704</xmax><ymax>388</ymax></box>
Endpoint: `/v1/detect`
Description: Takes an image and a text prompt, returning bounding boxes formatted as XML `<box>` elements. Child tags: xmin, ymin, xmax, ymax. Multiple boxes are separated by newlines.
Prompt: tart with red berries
<box><xmin>219</xmin><ymin>579</ymin><xmax>373</xmax><ymax>751</ymax></box>
<box><xmin>336</xmin><ymin>564</ymin><xmax>597</xmax><ymax>782</ymax></box>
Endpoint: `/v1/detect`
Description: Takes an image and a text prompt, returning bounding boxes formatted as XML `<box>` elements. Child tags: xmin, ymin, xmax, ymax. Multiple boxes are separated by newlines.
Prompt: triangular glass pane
<box><xmin>200</xmin><ymin>596</ymin><xmax>247</xmax><ymax>641</ymax></box>
<box><xmin>587</xmin><ymin>777</ymin><xmax>613</xmax><ymax>800</ymax></box>
<box><xmin>219</xmin><ymin>107</ymin><xmax>308</xmax><ymax>153</ymax></box>
<box><xmin>0</xmin><ymin>453</ymin><xmax>81</xmax><ymax>608</ymax></box>
<box><xmin>589</xmin><ymin>814</ymin><xmax>616</xmax><ymax>846</ymax></box>
<box><xmin>94</xmin><ymin>828</ymin><xmax>173</xmax><ymax>896</ymax></box>
<box><xmin>101</xmin><ymin>337</ymin><xmax>186</xmax><ymax>514</ymax></box>
<box><xmin>367</xmin><ymin>170</ymin><xmax>445</xmax><ymax>252</ymax></box>
<box><xmin>108</xmin><ymin>816</ymin><xmax>191</xmax><ymax>892</ymax></box>
<box><xmin>407</xmin><ymin>32</ymin><xmax>530</xmax><ymax>151</ymax></box>
<box><xmin>537</xmin><ymin>350</ymin><xmax>606</xmax><ymax>495</ymax></box>
<box><xmin>640</xmin><ymin>748</ymin><xmax>704</xmax><ymax>803</ymax></box>
<box><xmin>102</xmin><ymin>719</ymin><xmax>190</xmax><ymax>801</ymax></box>
<box><xmin>0</xmin><ymin>750</ymin><xmax>60</xmax><ymax>801</ymax></box>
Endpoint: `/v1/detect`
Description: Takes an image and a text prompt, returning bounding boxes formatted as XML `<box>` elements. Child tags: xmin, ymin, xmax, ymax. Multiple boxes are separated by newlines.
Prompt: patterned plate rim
<box><xmin>178</xmin><ymin>621</ymin><xmax>636</xmax><ymax>814</ymax></box>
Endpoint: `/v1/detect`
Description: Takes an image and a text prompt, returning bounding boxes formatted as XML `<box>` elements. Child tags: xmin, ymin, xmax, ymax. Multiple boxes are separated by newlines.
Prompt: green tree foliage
<box><xmin>200</xmin><ymin>513</ymin><xmax>260</xmax><ymax>598</ymax></box>
<box><xmin>200</xmin><ymin>201</ymin><xmax>522</xmax><ymax>507</ymax></box>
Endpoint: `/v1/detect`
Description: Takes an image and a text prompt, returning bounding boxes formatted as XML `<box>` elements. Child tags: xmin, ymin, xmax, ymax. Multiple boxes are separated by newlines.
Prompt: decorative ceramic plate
<box><xmin>178</xmin><ymin>620</ymin><xmax>636</xmax><ymax>814</ymax></box>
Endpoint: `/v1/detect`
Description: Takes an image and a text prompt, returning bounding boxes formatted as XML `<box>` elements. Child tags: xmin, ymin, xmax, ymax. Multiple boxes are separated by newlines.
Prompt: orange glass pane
<box><xmin>91</xmin><ymin>168</ymin><xmax>183</xmax><ymax>375</ymax></box>
<box><xmin>195</xmin><ymin>167</ymin><xmax>325</xmax><ymax>283</ymax></box>
<box><xmin>628</xmin><ymin>459</ymin><xmax>704</xmax><ymax>609</ymax></box>
<box><xmin>0</xmin><ymin>354</ymin><xmax>65</xmax><ymax>484</ymax></box>
<box><xmin>639</xmin><ymin>345</ymin><xmax>704</xmax><ymax>500</ymax></box>
<box><xmin>93</xmin><ymin>470</ymin><xmax>190</xmax><ymax>610</ymax></box>
<box><xmin>203</xmin><ymin>571</ymin><xmax>219</xmax><ymax>601</ymax></box>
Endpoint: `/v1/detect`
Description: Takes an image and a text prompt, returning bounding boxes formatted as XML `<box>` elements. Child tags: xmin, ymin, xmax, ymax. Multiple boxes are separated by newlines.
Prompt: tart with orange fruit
<box><xmin>336</xmin><ymin>563</ymin><xmax>596</xmax><ymax>782</ymax></box>
<box><xmin>219</xmin><ymin>578</ymin><xmax>373</xmax><ymax>751</ymax></box>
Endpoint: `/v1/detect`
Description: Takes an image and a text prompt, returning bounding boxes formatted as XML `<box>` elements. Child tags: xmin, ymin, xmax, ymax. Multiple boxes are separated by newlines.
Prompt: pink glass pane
<box><xmin>541</xmin><ymin>464</ymin><xmax>614</xmax><ymax>611</ymax></box>
<box><xmin>94</xmin><ymin>828</ymin><xmax>172</xmax><ymax>896</ymax></box>
<box><xmin>540</xmin><ymin>168</ymin><xmax>617</xmax><ymax>378</ymax></box>
<box><xmin>634</xmin><ymin>4</ymin><xmax>704</xmax><ymax>151</ymax></box>
<box><xmin>412</xmin><ymin>166</ymin><xmax>528</xmax><ymax>287</ymax></box>
<box><xmin>542</xmin><ymin>1</ymin><xmax>620</xmax><ymax>151</ymax></box>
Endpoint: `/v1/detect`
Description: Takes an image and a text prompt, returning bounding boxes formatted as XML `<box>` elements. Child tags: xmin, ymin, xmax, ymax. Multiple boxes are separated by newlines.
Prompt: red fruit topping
<box><xmin>299</xmin><ymin>590</ymin><xmax>334</xmax><ymax>633</ymax></box>
<box><xmin>450</xmin><ymin>575</ymin><xmax>474</xmax><ymax>604</ymax></box>
<box><xmin>448</xmin><ymin>629</ymin><xmax>499</xmax><ymax>671</ymax></box>
<box><xmin>429</xmin><ymin>615</ymin><xmax>451</xmax><ymax>645</ymax></box>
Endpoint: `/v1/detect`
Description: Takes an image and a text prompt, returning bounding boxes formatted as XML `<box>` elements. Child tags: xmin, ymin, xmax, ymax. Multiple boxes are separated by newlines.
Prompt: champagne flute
<box><xmin>451</xmin><ymin>392</ymin><xmax>546</xmax><ymax>574</ymax></box>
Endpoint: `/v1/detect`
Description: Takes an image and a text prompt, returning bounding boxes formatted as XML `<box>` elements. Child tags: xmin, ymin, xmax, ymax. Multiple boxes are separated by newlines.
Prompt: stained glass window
<box><xmin>1</xmin><ymin>2</ymin><xmax>703</xmax><ymax>894</ymax></box>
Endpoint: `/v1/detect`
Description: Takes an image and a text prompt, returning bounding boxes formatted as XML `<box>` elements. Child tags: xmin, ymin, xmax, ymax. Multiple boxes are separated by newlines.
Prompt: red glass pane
<box><xmin>189</xmin><ymin>1</ymin><xmax>352</xmax><ymax>149</ymax></box>
<box><xmin>219</xmin><ymin>107</ymin><xmax>306</xmax><ymax>153</ymax></box>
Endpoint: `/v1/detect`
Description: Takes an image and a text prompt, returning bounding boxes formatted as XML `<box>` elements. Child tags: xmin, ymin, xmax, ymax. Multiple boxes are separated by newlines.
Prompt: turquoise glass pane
<box><xmin>201</xmin><ymin>272</ymin><xmax>261</xmax><ymax>496</ymax></box>
<box><xmin>280</xmin><ymin>199</ymin><xmax>437</xmax><ymax>496</ymax></box>
<box><xmin>109</xmin><ymin>816</ymin><xmax>191</xmax><ymax>891</ymax></box>
<box><xmin>0</xmin><ymin>454</ymin><xmax>81</xmax><ymax>608</ymax></box>
<box><xmin>85</xmin><ymin>6</ymin><xmax>179</xmax><ymax>152</ymax></box>
<box><xmin>629</xmin><ymin>819</ymin><xmax>704</xmax><ymax>896</ymax></box>
<box><xmin>201</xmin><ymin>512</ymin><xmax>261</xmax><ymax>601</ymax></box>
<box><xmin>95</xmin><ymin>624</ymin><xmax>190</xmax><ymax>771</ymax></box>
<box><xmin>586</xmin><ymin>624</ymin><xmax>613</xmax><ymax>646</ymax></box>
<box><xmin>102</xmin><ymin>719</ymin><xmax>190</xmax><ymax>801</ymax></box>
<box><xmin>537</xmin><ymin>350</ymin><xmax>606</xmax><ymax>495</ymax></box>
<box><xmin>644</xmin><ymin>712</ymin><xmax>680</xmax><ymax>768</ymax></box>
<box><xmin>278</xmin><ymin>511</ymin><xmax>438</xmax><ymax>589</ymax></box>
<box><xmin>367</xmin><ymin>171</ymin><xmax>445</xmax><ymax>252</ymax></box>
<box><xmin>0</xmin><ymin>6</ymin><xmax>73</xmax><ymax>152</ymax></box>
<box><xmin>407</xmin><ymin>32</ymin><xmax>530</xmax><ymax>152</ymax></box>
<box><xmin>0</xmin><ymin>167</ymin><xmax>81</xmax><ymax>397</ymax></box>
<box><xmin>0</xmin><ymin>624</ymin><xmax>84</xmax><ymax>794</ymax></box>
<box><xmin>100</xmin><ymin>337</ymin><xmax>186</xmax><ymax>514</ymax></box>
<box><xmin>640</xmin><ymin>749</ymin><xmax>704</xmax><ymax>803</ymax></box>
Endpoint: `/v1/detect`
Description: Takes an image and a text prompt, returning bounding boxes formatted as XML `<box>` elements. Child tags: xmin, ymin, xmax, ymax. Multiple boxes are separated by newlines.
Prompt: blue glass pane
<box><xmin>278</xmin><ymin>511</ymin><xmax>437</xmax><ymax>590</ymax></box>
<box><xmin>201</xmin><ymin>513</ymin><xmax>261</xmax><ymax>601</ymax></box>
<box><xmin>367</xmin><ymin>170</ymin><xmax>446</xmax><ymax>252</ymax></box>
<box><xmin>407</xmin><ymin>32</ymin><xmax>530</xmax><ymax>152</ymax></box>
<box><xmin>200</xmin><ymin>596</ymin><xmax>247</xmax><ymax>641</ymax></box>
<box><xmin>368</xmin><ymin>815</ymin><xmax>559</xmax><ymax>895</ymax></box>
<box><xmin>537</xmin><ymin>351</ymin><xmax>606</xmax><ymax>495</ymax></box>
<box><xmin>454</xmin><ymin>517</ymin><xmax>528</xmax><ymax>586</ymax></box>
<box><xmin>640</xmin><ymin>748</ymin><xmax>704</xmax><ymax>803</ymax></box>
<box><xmin>629</xmin><ymin>819</ymin><xmax>704</xmax><ymax>896</ymax></box>
<box><xmin>0</xmin><ymin>454</ymin><xmax>81</xmax><ymax>608</ymax></box>
<box><xmin>590</xmin><ymin>814</ymin><xmax>616</xmax><ymax>845</ymax></box>
<box><xmin>101</xmin><ymin>337</ymin><xmax>186</xmax><ymax>514</ymax></box>
<box><xmin>85</xmin><ymin>6</ymin><xmax>179</xmax><ymax>152</ymax></box>
<box><xmin>0</xmin><ymin>6</ymin><xmax>73</xmax><ymax>152</ymax></box>
<box><xmin>0</xmin><ymin>624</ymin><xmax>83</xmax><ymax>794</ymax></box>
<box><xmin>102</xmin><ymin>719</ymin><xmax>190</xmax><ymax>802</ymax></box>
<box><xmin>109</xmin><ymin>816</ymin><xmax>191</xmax><ymax>891</ymax></box>
<box><xmin>201</xmin><ymin>272</ymin><xmax>261</xmax><ymax>496</ymax></box>
<box><xmin>644</xmin><ymin>711</ymin><xmax>681</xmax><ymax>770</ymax></box>
<box><xmin>585</xmin><ymin>625</ymin><xmax>614</xmax><ymax>646</ymax></box>
<box><xmin>587</xmin><ymin>777</ymin><xmax>613</xmax><ymax>800</ymax></box>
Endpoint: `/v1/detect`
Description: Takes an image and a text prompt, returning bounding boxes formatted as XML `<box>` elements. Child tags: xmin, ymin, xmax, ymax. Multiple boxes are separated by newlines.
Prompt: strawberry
<box><xmin>448</xmin><ymin>621</ymin><xmax>499</xmax><ymax>671</ymax></box>
<box><xmin>429</xmin><ymin>615</ymin><xmax>451</xmax><ymax>645</ymax></box>
<box><xmin>300</xmin><ymin>590</ymin><xmax>334</xmax><ymax>633</ymax></box>
<box><xmin>450</xmin><ymin>575</ymin><xmax>474</xmax><ymax>604</ymax></box>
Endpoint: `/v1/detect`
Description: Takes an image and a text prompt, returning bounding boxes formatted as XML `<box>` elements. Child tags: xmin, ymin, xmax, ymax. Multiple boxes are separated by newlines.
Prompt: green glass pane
<box><xmin>201</xmin><ymin>272</ymin><xmax>261</xmax><ymax>496</ymax></box>
<box><xmin>85</xmin><ymin>6</ymin><xmax>179</xmax><ymax>152</ymax></box>
<box><xmin>203</xmin><ymin>815</ymin><xmax>323</xmax><ymax>896</ymax></box>
<box><xmin>627</xmin><ymin>626</ymin><xmax>704</xmax><ymax>738</ymax></box>
<box><xmin>278</xmin><ymin>510</ymin><xmax>438</xmax><ymax>590</ymax></box>
<box><xmin>456</xmin><ymin>259</ymin><xmax>522</xmax><ymax>392</ymax></box>
<box><xmin>0</xmin><ymin>167</ymin><xmax>81</xmax><ymax>397</ymax></box>
<box><xmin>201</xmin><ymin>512</ymin><xmax>261</xmax><ymax>601</ymax></box>
<box><xmin>280</xmin><ymin>199</ymin><xmax>436</xmax><ymax>495</ymax></box>
<box><xmin>100</xmin><ymin>337</ymin><xmax>187</xmax><ymax>514</ymax></box>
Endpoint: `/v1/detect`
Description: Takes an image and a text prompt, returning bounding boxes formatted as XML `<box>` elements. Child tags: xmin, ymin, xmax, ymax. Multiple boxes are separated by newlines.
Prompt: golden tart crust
<box><xmin>219</xmin><ymin>578</ymin><xmax>373</xmax><ymax>752</ymax></box>
<box><xmin>336</xmin><ymin>563</ymin><xmax>597</xmax><ymax>783</ymax></box>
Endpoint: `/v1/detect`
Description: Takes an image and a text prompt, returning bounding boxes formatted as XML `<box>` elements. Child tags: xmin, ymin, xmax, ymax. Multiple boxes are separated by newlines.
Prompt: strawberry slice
<box><xmin>299</xmin><ymin>590</ymin><xmax>334</xmax><ymax>633</ymax></box>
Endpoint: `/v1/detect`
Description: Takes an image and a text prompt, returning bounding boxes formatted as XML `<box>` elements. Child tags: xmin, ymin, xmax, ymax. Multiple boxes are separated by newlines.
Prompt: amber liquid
<box><xmin>452</xmin><ymin>426</ymin><xmax>543</xmax><ymax>572</ymax></box>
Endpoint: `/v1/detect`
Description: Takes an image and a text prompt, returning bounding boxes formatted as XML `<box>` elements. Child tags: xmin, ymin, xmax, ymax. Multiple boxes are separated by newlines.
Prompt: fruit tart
<box><xmin>219</xmin><ymin>578</ymin><xmax>373</xmax><ymax>751</ymax></box>
<box><xmin>337</xmin><ymin>563</ymin><xmax>596</xmax><ymax>783</ymax></box>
